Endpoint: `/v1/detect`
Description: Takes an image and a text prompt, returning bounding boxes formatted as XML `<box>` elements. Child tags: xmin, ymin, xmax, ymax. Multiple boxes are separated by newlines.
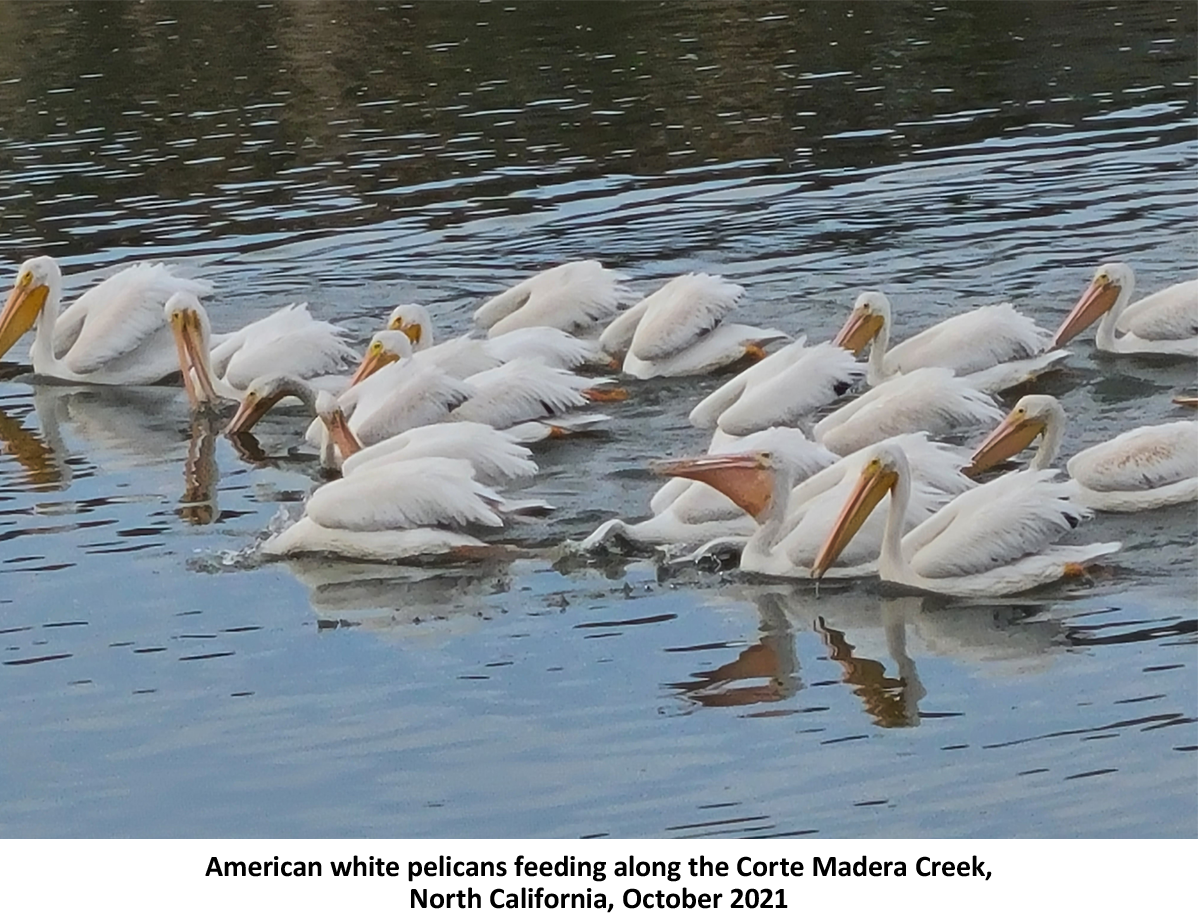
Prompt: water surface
<box><xmin>0</xmin><ymin>1</ymin><xmax>1195</xmax><ymax>838</ymax></box>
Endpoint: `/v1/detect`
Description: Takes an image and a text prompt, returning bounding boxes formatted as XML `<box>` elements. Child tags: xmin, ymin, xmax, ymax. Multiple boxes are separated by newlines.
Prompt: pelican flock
<box><xmin>2</xmin><ymin>254</ymin><xmax>1193</xmax><ymax>597</ymax></box>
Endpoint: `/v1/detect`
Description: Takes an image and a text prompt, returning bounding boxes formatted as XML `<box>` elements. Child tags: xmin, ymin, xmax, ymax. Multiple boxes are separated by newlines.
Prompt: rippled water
<box><xmin>0</xmin><ymin>1</ymin><xmax>1195</xmax><ymax>838</ymax></box>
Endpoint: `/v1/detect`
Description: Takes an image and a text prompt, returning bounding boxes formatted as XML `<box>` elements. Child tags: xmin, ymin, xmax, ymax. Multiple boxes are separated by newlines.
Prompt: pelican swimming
<box><xmin>688</xmin><ymin>338</ymin><xmax>864</xmax><ymax>435</ymax></box>
<box><xmin>811</xmin><ymin>442</ymin><xmax>1120</xmax><ymax>597</ymax></box>
<box><xmin>1052</xmin><ymin>262</ymin><xmax>1198</xmax><ymax>356</ymax></box>
<box><xmin>228</xmin><ymin>355</ymin><xmax>609</xmax><ymax>467</ymax></box>
<box><xmin>166</xmin><ymin>292</ymin><xmax>357</xmax><ymax>408</ymax></box>
<box><xmin>384</xmin><ymin>303</ymin><xmax>604</xmax><ymax>372</ymax></box>
<box><xmin>598</xmin><ymin>273</ymin><xmax>788</xmax><ymax>378</ymax></box>
<box><xmin>322</xmin><ymin>399</ymin><xmax>539</xmax><ymax>487</ymax></box>
<box><xmin>260</xmin><ymin>456</ymin><xmax>513</xmax><ymax>562</ymax></box>
<box><xmin>659</xmin><ymin>433</ymin><xmax>973</xmax><ymax>578</ymax></box>
<box><xmin>472</xmin><ymin>260</ymin><xmax>633</xmax><ymax>337</ymax></box>
<box><xmin>967</xmin><ymin>394</ymin><xmax>1198</xmax><ymax>511</ymax></box>
<box><xmin>813</xmin><ymin>366</ymin><xmax>1002</xmax><ymax>456</ymax></box>
<box><xmin>580</xmin><ymin>427</ymin><xmax>838</xmax><ymax>551</ymax></box>
<box><xmin>833</xmin><ymin>291</ymin><xmax>1069</xmax><ymax>392</ymax></box>
<box><xmin>0</xmin><ymin>256</ymin><xmax>212</xmax><ymax>384</ymax></box>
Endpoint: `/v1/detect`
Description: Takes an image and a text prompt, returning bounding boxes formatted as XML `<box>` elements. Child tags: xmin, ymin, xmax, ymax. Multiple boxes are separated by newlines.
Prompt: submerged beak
<box><xmin>966</xmin><ymin>411</ymin><xmax>1046</xmax><ymax>476</ymax></box>
<box><xmin>349</xmin><ymin>346</ymin><xmax>398</xmax><ymax>386</ymax></box>
<box><xmin>175</xmin><ymin>309</ymin><xmax>218</xmax><ymax>407</ymax></box>
<box><xmin>1052</xmin><ymin>276</ymin><xmax>1119</xmax><ymax>348</ymax></box>
<box><xmin>811</xmin><ymin>460</ymin><xmax>897</xmax><ymax>578</ymax></box>
<box><xmin>652</xmin><ymin>452</ymin><xmax>774</xmax><ymax>519</ymax></box>
<box><xmin>832</xmin><ymin>307</ymin><xmax>884</xmax><ymax>355</ymax></box>
<box><xmin>320</xmin><ymin>406</ymin><xmax>361</xmax><ymax>459</ymax></box>
<box><xmin>225</xmin><ymin>391</ymin><xmax>276</xmax><ymax>436</ymax></box>
<box><xmin>0</xmin><ymin>280</ymin><xmax>49</xmax><ymax>360</ymax></box>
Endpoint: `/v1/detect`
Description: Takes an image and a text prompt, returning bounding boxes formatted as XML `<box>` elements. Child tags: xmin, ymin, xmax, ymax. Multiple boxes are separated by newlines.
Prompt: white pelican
<box><xmin>811</xmin><ymin>442</ymin><xmax>1120</xmax><ymax>597</ymax></box>
<box><xmin>472</xmin><ymin>260</ymin><xmax>632</xmax><ymax>337</ymax></box>
<box><xmin>228</xmin><ymin>356</ymin><xmax>608</xmax><ymax>466</ymax></box>
<box><xmin>688</xmin><ymin>337</ymin><xmax>864</xmax><ymax>435</ymax></box>
<box><xmin>659</xmin><ymin>433</ymin><xmax>973</xmax><ymax>578</ymax></box>
<box><xmin>813</xmin><ymin>366</ymin><xmax>1002</xmax><ymax>456</ymax></box>
<box><xmin>261</xmin><ymin>456</ymin><xmax>511</xmax><ymax>562</ymax></box>
<box><xmin>166</xmin><ymin>292</ymin><xmax>356</xmax><ymax>407</ymax></box>
<box><xmin>1052</xmin><ymin>262</ymin><xmax>1198</xmax><ymax>356</ymax></box>
<box><xmin>324</xmin><ymin>401</ymin><xmax>539</xmax><ymax>487</ymax></box>
<box><xmin>385</xmin><ymin>303</ymin><xmax>604</xmax><ymax>371</ymax></box>
<box><xmin>580</xmin><ymin>427</ymin><xmax>838</xmax><ymax>551</ymax></box>
<box><xmin>967</xmin><ymin>394</ymin><xmax>1198</xmax><ymax>512</ymax></box>
<box><xmin>598</xmin><ymin>273</ymin><xmax>788</xmax><ymax>378</ymax></box>
<box><xmin>833</xmin><ymin>291</ymin><xmax>1069</xmax><ymax>393</ymax></box>
<box><xmin>0</xmin><ymin>256</ymin><xmax>212</xmax><ymax>384</ymax></box>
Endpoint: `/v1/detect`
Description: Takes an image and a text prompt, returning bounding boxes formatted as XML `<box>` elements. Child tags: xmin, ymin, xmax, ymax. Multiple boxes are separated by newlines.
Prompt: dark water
<box><xmin>0</xmin><ymin>1</ymin><xmax>1195</xmax><ymax>837</ymax></box>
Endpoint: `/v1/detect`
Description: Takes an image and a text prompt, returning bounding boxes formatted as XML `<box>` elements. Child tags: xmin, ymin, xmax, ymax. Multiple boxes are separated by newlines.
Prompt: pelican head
<box><xmin>164</xmin><ymin>292</ymin><xmax>218</xmax><ymax>407</ymax></box>
<box><xmin>315</xmin><ymin>389</ymin><xmax>361</xmax><ymax>459</ymax></box>
<box><xmin>350</xmin><ymin>330</ymin><xmax>413</xmax><ymax>386</ymax></box>
<box><xmin>811</xmin><ymin>443</ymin><xmax>904</xmax><ymax>579</ymax></box>
<box><xmin>652</xmin><ymin>450</ymin><xmax>777</xmax><ymax>519</ymax></box>
<box><xmin>386</xmin><ymin>303</ymin><xmax>433</xmax><ymax>349</ymax></box>
<box><xmin>967</xmin><ymin>394</ymin><xmax>1065</xmax><ymax>476</ymax></box>
<box><xmin>224</xmin><ymin>373</ymin><xmax>315</xmax><ymax>436</ymax></box>
<box><xmin>833</xmin><ymin>290</ymin><xmax>890</xmax><ymax>355</ymax></box>
<box><xmin>1052</xmin><ymin>262</ymin><xmax>1134</xmax><ymax>348</ymax></box>
<box><xmin>0</xmin><ymin>256</ymin><xmax>61</xmax><ymax>359</ymax></box>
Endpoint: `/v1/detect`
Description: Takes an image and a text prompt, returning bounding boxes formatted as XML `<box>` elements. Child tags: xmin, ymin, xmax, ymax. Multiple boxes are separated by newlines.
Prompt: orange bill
<box><xmin>811</xmin><ymin>459</ymin><xmax>897</xmax><ymax>578</ymax></box>
<box><xmin>652</xmin><ymin>452</ymin><xmax>773</xmax><ymax>519</ymax></box>
<box><xmin>1052</xmin><ymin>276</ymin><xmax>1119</xmax><ymax>348</ymax></box>
<box><xmin>349</xmin><ymin>343</ymin><xmax>399</xmax><ymax>386</ymax></box>
<box><xmin>966</xmin><ymin>410</ymin><xmax>1045</xmax><ymax>476</ymax></box>
<box><xmin>225</xmin><ymin>391</ymin><xmax>273</xmax><ymax>435</ymax></box>
<box><xmin>0</xmin><ymin>276</ymin><xmax>49</xmax><ymax>360</ymax></box>
<box><xmin>321</xmin><ymin>405</ymin><xmax>361</xmax><ymax>459</ymax></box>
<box><xmin>832</xmin><ymin>307</ymin><xmax>884</xmax><ymax>354</ymax></box>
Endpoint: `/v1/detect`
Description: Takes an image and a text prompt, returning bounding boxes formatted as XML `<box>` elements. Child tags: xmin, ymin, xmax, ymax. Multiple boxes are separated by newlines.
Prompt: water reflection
<box><xmin>178</xmin><ymin>414</ymin><xmax>220</xmax><ymax>526</ymax></box>
<box><xmin>684</xmin><ymin>584</ymin><xmax>1075</xmax><ymax>727</ymax></box>
<box><xmin>666</xmin><ymin>593</ymin><xmax>800</xmax><ymax>709</ymax></box>
<box><xmin>0</xmin><ymin>396</ymin><xmax>65</xmax><ymax>490</ymax></box>
<box><xmin>285</xmin><ymin>557</ymin><xmax>515</xmax><ymax>640</ymax></box>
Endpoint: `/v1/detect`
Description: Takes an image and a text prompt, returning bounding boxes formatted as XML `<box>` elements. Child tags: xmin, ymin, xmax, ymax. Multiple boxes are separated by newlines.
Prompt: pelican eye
<box><xmin>17</xmin><ymin>272</ymin><xmax>32</xmax><ymax>288</ymax></box>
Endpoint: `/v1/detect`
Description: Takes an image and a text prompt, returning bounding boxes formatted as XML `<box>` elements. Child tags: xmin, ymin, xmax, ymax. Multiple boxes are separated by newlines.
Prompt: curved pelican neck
<box><xmin>751</xmin><ymin>461</ymin><xmax>801</xmax><ymax>553</ymax></box>
<box><xmin>866</xmin><ymin>315</ymin><xmax>891</xmax><ymax>386</ymax></box>
<box><xmin>878</xmin><ymin>462</ymin><xmax>913</xmax><ymax>581</ymax></box>
<box><xmin>29</xmin><ymin>266</ymin><xmax>65</xmax><ymax>375</ymax></box>
<box><xmin>1032</xmin><ymin>404</ymin><xmax>1066</xmax><ymax>470</ymax></box>
<box><xmin>1095</xmin><ymin>275</ymin><xmax>1134</xmax><ymax>352</ymax></box>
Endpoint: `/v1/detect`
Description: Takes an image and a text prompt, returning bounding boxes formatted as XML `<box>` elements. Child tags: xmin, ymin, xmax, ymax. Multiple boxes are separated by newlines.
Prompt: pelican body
<box><xmin>473</xmin><ymin>260</ymin><xmax>632</xmax><ymax>337</ymax></box>
<box><xmin>658</xmin><ymin>434</ymin><xmax>974</xmax><ymax>578</ymax></box>
<box><xmin>261</xmin><ymin>456</ymin><xmax>507</xmax><ymax>562</ymax></box>
<box><xmin>1</xmin><ymin>256</ymin><xmax>212</xmax><ymax>384</ymax></box>
<box><xmin>600</xmin><ymin>273</ymin><xmax>788</xmax><ymax>379</ymax></box>
<box><xmin>1053</xmin><ymin>262</ymin><xmax>1198</xmax><ymax>356</ymax></box>
<box><xmin>968</xmin><ymin>394</ymin><xmax>1198</xmax><ymax>512</ymax></box>
<box><xmin>812</xmin><ymin>443</ymin><xmax>1120</xmax><ymax>597</ymax></box>
<box><xmin>834</xmin><ymin>291</ymin><xmax>1068</xmax><ymax>393</ymax></box>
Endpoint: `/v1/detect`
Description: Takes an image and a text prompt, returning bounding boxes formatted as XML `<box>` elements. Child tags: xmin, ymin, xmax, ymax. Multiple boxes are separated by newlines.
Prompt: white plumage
<box><xmin>262</xmin><ymin>457</ymin><xmax>508</xmax><ymax>561</ymax></box>
<box><xmin>1052</xmin><ymin>262</ymin><xmax>1197</xmax><ymax>356</ymax></box>
<box><xmin>812</xmin><ymin>442</ymin><xmax>1120</xmax><ymax>597</ymax></box>
<box><xmin>834</xmin><ymin>291</ymin><xmax>1068</xmax><ymax>392</ymax></box>
<box><xmin>813</xmin><ymin>367</ymin><xmax>1002</xmax><ymax>455</ymax></box>
<box><xmin>967</xmin><ymin>394</ymin><xmax>1198</xmax><ymax>512</ymax></box>
<box><xmin>472</xmin><ymin>260</ymin><xmax>632</xmax><ymax>337</ymax></box>
<box><xmin>602</xmin><ymin>273</ymin><xmax>788</xmax><ymax>379</ymax></box>
<box><xmin>341</xmin><ymin>422</ymin><xmax>538</xmax><ymax>487</ymax></box>
<box><xmin>581</xmin><ymin>427</ymin><xmax>837</xmax><ymax>550</ymax></box>
<box><xmin>1</xmin><ymin>256</ymin><xmax>212</xmax><ymax>384</ymax></box>
<box><xmin>688</xmin><ymin>338</ymin><xmax>864</xmax><ymax>435</ymax></box>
